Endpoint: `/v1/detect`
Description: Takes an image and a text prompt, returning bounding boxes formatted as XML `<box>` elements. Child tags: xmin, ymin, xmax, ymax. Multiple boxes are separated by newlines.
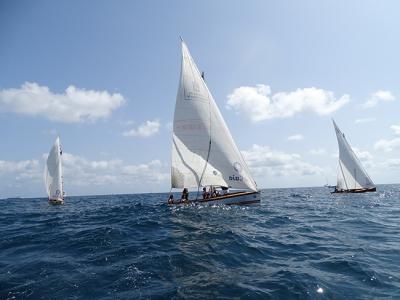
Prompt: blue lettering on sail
<box><xmin>229</xmin><ymin>175</ymin><xmax>243</xmax><ymax>182</ymax></box>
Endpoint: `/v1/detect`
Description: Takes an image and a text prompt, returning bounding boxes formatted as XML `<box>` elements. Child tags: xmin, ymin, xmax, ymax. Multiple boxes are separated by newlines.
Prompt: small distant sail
<box><xmin>171</xmin><ymin>40</ymin><xmax>257</xmax><ymax>191</ymax></box>
<box><xmin>332</xmin><ymin>120</ymin><xmax>375</xmax><ymax>192</ymax></box>
<box><xmin>44</xmin><ymin>137</ymin><xmax>64</xmax><ymax>201</ymax></box>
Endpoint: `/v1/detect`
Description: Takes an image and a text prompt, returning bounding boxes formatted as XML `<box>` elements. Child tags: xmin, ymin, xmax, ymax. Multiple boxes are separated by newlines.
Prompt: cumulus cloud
<box><xmin>123</xmin><ymin>119</ymin><xmax>160</xmax><ymax>138</ymax></box>
<box><xmin>242</xmin><ymin>144</ymin><xmax>323</xmax><ymax>177</ymax></box>
<box><xmin>0</xmin><ymin>82</ymin><xmax>125</xmax><ymax>123</ymax></box>
<box><xmin>226</xmin><ymin>84</ymin><xmax>349</xmax><ymax>122</ymax></box>
<box><xmin>287</xmin><ymin>134</ymin><xmax>304</xmax><ymax>141</ymax></box>
<box><xmin>390</xmin><ymin>124</ymin><xmax>400</xmax><ymax>135</ymax></box>
<box><xmin>374</xmin><ymin>138</ymin><xmax>400</xmax><ymax>152</ymax></box>
<box><xmin>309</xmin><ymin>148</ymin><xmax>326</xmax><ymax>155</ymax></box>
<box><xmin>354</xmin><ymin>118</ymin><xmax>376</xmax><ymax>124</ymax></box>
<box><xmin>352</xmin><ymin>147</ymin><xmax>373</xmax><ymax>164</ymax></box>
<box><xmin>0</xmin><ymin>153</ymin><xmax>169</xmax><ymax>197</ymax></box>
<box><xmin>165</xmin><ymin>121</ymin><xmax>173</xmax><ymax>132</ymax></box>
<box><xmin>362</xmin><ymin>90</ymin><xmax>395</xmax><ymax>109</ymax></box>
<box><xmin>122</xmin><ymin>160</ymin><xmax>168</xmax><ymax>182</ymax></box>
<box><xmin>374</xmin><ymin>124</ymin><xmax>400</xmax><ymax>152</ymax></box>
<box><xmin>381</xmin><ymin>158</ymin><xmax>400</xmax><ymax>169</ymax></box>
<box><xmin>61</xmin><ymin>153</ymin><xmax>168</xmax><ymax>186</ymax></box>
<box><xmin>0</xmin><ymin>160</ymin><xmax>41</xmax><ymax>180</ymax></box>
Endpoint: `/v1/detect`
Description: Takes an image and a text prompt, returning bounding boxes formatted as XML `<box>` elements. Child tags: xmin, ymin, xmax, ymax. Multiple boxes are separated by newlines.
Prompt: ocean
<box><xmin>1</xmin><ymin>185</ymin><xmax>399</xmax><ymax>299</ymax></box>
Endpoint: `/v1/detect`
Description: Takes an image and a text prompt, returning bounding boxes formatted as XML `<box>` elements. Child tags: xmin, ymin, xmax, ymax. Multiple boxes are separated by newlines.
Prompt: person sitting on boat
<box><xmin>181</xmin><ymin>188</ymin><xmax>189</xmax><ymax>202</ymax></box>
<box><xmin>211</xmin><ymin>186</ymin><xmax>218</xmax><ymax>198</ymax></box>
<box><xmin>202</xmin><ymin>187</ymin><xmax>209</xmax><ymax>199</ymax></box>
<box><xmin>168</xmin><ymin>194</ymin><xmax>174</xmax><ymax>204</ymax></box>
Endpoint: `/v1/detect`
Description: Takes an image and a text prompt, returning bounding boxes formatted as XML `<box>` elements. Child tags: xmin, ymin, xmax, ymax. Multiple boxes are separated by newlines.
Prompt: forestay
<box><xmin>44</xmin><ymin>137</ymin><xmax>64</xmax><ymax>199</ymax></box>
<box><xmin>333</xmin><ymin>120</ymin><xmax>374</xmax><ymax>190</ymax></box>
<box><xmin>171</xmin><ymin>41</ymin><xmax>257</xmax><ymax>191</ymax></box>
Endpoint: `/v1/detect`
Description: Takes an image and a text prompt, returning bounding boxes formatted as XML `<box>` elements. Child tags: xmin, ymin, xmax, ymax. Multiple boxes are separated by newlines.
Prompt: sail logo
<box><xmin>233</xmin><ymin>162</ymin><xmax>242</xmax><ymax>173</ymax></box>
<box><xmin>175</xmin><ymin>120</ymin><xmax>206</xmax><ymax>132</ymax></box>
<box><xmin>230</xmin><ymin>162</ymin><xmax>243</xmax><ymax>181</ymax></box>
<box><xmin>229</xmin><ymin>175</ymin><xmax>243</xmax><ymax>182</ymax></box>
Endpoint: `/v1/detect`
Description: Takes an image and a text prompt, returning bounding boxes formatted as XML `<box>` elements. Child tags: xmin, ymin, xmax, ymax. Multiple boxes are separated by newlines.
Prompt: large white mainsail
<box><xmin>333</xmin><ymin>120</ymin><xmax>375</xmax><ymax>191</ymax></box>
<box><xmin>44</xmin><ymin>136</ymin><xmax>64</xmax><ymax>201</ymax></box>
<box><xmin>171</xmin><ymin>40</ymin><xmax>257</xmax><ymax>192</ymax></box>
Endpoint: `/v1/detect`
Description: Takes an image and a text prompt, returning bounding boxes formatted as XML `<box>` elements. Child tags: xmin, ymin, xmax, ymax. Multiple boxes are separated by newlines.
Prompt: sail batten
<box><xmin>171</xmin><ymin>40</ymin><xmax>257</xmax><ymax>191</ymax></box>
<box><xmin>333</xmin><ymin>120</ymin><xmax>375</xmax><ymax>191</ymax></box>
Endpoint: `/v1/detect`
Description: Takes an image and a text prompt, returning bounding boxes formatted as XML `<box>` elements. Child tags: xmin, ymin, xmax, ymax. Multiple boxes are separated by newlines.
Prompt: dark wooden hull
<box><xmin>168</xmin><ymin>191</ymin><xmax>260</xmax><ymax>206</ymax></box>
<box><xmin>331</xmin><ymin>187</ymin><xmax>376</xmax><ymax>194</ymax></box>
<box><xmin>49</xmin><ymin>198</ymin><xmax>64</xmax><ymax>205</ymax></box>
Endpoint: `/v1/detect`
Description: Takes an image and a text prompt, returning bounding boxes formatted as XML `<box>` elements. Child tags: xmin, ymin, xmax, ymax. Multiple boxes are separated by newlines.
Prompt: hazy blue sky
<box><xmin>1</xmin><ymin>0</ymin><xmax>400</xmax><ymax>198</ymax></box>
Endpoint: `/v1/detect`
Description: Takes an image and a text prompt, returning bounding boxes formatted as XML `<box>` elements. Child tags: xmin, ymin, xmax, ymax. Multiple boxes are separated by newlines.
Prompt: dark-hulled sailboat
<box><xmin>332</xmin><ymin>120</ymin><xmax>376</xmax><ymax>193</ymax></box>
<box><xmin>168</xmin><ymin>39</ymin><xmax>260</xmax><ymax>205</ymax></box>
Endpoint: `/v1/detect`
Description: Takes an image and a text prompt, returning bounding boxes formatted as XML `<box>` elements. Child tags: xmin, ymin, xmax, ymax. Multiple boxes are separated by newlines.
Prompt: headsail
<box><xmin>44</xmin><ymin>136</ymin><xmax>64</xmax><ymax>199</ymax></box>
<box><xmin>333</xmin><ymin>120</ymin><xmax>375</xmax><ymax>190</ymax></box>
<box><xmin>171</xmin><ymin>40</ymin><xmax>257</xmax><ymax>191</ymax></box>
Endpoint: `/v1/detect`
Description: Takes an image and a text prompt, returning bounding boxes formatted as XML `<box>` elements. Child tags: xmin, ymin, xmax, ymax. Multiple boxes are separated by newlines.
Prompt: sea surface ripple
<box><xmin>1</xmin><ymin>185</ymin><xmax>400</xmax><ymax>299</ymax></box>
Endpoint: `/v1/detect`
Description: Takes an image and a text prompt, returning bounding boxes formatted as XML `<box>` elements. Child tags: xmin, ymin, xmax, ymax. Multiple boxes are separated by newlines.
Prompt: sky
<box><xmin>1</xmin><ymin>0</ymin><xmax>400</xmax><ymax>198</ymax></box>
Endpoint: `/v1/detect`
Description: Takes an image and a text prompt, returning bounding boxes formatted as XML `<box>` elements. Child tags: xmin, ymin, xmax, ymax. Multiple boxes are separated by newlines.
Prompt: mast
<box><xmin>171</xmin><ymin>38</ymin><xmax>258</xmax><ymax>192</ymax></box>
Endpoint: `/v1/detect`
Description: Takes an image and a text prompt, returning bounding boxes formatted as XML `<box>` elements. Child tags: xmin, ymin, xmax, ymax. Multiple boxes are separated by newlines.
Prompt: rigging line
<box><xmin>339</xmin><ymin>160</ymin><xmax>349</xmax><ymax>190</ymax></box>
<box><xmin>354</xmin><ymin>168</ymin><xmax>357</xmax><ymax>189</ymax></box>
<box><xmin>196</xmin><ymin>74</ymin><xmax>212</xmax><ymax>200</ymax></box>
<box><xmin>343</xmin><ymin>130</ymin><xmax>374</xmax><ymax>186</ymax></box>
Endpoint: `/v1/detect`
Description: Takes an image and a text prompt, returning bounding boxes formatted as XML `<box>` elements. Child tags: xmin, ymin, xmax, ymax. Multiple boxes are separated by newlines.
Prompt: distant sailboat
<box><xmin>323</xmin><ymin>176</ymin><xmax>335</xmax><ymax>188</ymax></box>
<box><xmin>332</xmin><ymin>120</ymin><xmax>376</xmax><ymax>193</ymax></box>
<box><xmin>168</xmin><ymin>39</ymin><xmax>260</xmax><ymax>205</ymax></box>
<box><xmin>44</xmin><ymin>136</ymin><xmax>65</xmax><ymax>204</ymax></box>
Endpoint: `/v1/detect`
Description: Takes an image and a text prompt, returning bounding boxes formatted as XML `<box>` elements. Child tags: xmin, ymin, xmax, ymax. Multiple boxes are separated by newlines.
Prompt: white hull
<box><xmin>169</xmin><ymin>191</ymin><xmax>260</xmax><ymax>206</ymax></box>
<box><xmin>49</xmin><ymin>198</ymin><xmax>64</xmax><ymax>205</ymax></box>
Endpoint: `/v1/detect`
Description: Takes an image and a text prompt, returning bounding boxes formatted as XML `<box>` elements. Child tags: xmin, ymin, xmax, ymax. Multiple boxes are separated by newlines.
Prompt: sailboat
<box><xmin>44</xmin><ymin>136</ymin><xmax>65</xmax><ymax>204</ymax></box>
<box><xmin>323</xmin><ymin>176</ymin><xmax>335</xmax><ymax>188</ymax></box>
<box><xmin>332</xmin><ymin>120</ymin><xmax>376</xmax><ymax>193</ymax></box>
<box><xmin>168</xmin><ymin>39</ymin><xmax>261</xmax><ymax>205</ymax></box>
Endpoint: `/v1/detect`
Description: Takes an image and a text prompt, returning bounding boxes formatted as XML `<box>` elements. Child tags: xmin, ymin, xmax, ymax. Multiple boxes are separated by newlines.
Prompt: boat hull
<box><xmin>49</xmin><ymin>198</ymin><xmax>64</xmax><ymax>205</ymax></box>
<box><xmin>331</xmin><ymin>187</ymin><xmax>376</xmax><ymax>194</ymax></box>
<box><xmin>168</xmin><ymin>191</ymin><xmax>260</xmax><ymax>206</ymax></box>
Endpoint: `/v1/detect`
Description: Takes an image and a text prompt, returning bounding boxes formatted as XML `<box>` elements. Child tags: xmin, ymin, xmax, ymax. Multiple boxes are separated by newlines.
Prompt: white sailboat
<box><xmin>332</xmin><ymin>120</ymin><xmax>376</xmax><ymax>193</ymax></box>
<box><xmin>44</xmin><ymin>136</ymin><xmax>65</xmax><ymax>204</ymax></box>
<box><xmin>168</xmin><ymin>39</ymin><xmax>260</xmax><ymax>205</ymax></box>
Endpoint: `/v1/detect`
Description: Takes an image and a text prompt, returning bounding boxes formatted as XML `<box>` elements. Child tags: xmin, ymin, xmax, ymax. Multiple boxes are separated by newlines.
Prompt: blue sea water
<box><xmin>0</xmin><ymin>185</ymin><xmax>399</xmax><ymax>299</ymax></box>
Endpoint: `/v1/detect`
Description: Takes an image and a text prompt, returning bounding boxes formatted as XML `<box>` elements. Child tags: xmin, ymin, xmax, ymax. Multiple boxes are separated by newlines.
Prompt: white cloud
<box><xmin>287</xmin><ymin>134</ymin><xmax>304</xmax><ymax>141</ymax></box>
<box><xmin>309</xmin><ymin>148</ymin><xmax>326</xmax><ymax>155</ymax></box>
<box><xmin>381</xmin><ymin>158</ymin><xmax>400</xmax><ymax>169</ymax></box>
<box><xmin>61</xmin><ymin>153</ymin><xmax>168</xmax><ymax>186</ymax></box>
<box><xmin>0</xmin><ymin>160</ymin><xmax>41</xmax><ymax>180</ymax></box>
<box><xmin>0</xmin><ymin>153</ymin><xmax>169</xmax><ymax>197</ymax></box>
<box><xmin>0</xmin><ymin>82</ymin><xmax>125</xmax><ymax>123</ymax></box>
<box><xmin>374</xmin><ymin>138</ymin><xmax>400</xmax><ymax>152</ymax></box>
<box><xmin>242</xmin><ymin>144</ymin><xmax>323</xmax><ymax>177</ymax></box>
<box><xmin>123</xmin><ymin>119</ymin><xmax>160</xmax><ymax>138</ymax></box>
<box><xmin>373</xmin><ymin>124</ymin><xmax>400</xmax><ymax>152</ymax></box>
<box><xmin>122</xmin><ymin>160</ymin><xmax>168</xmax><ymax>182</ymax></box>
<box><xmin>165</xmin><ymin>121</ymin><xmax>173</xmax><ymax>131</ymax></box>
<box><xmin>354</xmin><ymin>118</ymin><xmax>376</xmax><ymax>124</ymax></box>
<box><xmin>226</xmin><ymin>84</ymin><xmax>349</xmax><ymax>122</ymax></box>
<box><xmin>390</xmin><ymin>124</ymin><xmax>400</xmax><ymax>136</ymax></box>
<box><xmin>352</xmin><ymin>147</ymin><xmax>373</xmax><ymax>162</ymax></box>
<box><xmin>362</xmin><ymin>90</ymin><xmax>395</xmax><ymax>109</ymax></box>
